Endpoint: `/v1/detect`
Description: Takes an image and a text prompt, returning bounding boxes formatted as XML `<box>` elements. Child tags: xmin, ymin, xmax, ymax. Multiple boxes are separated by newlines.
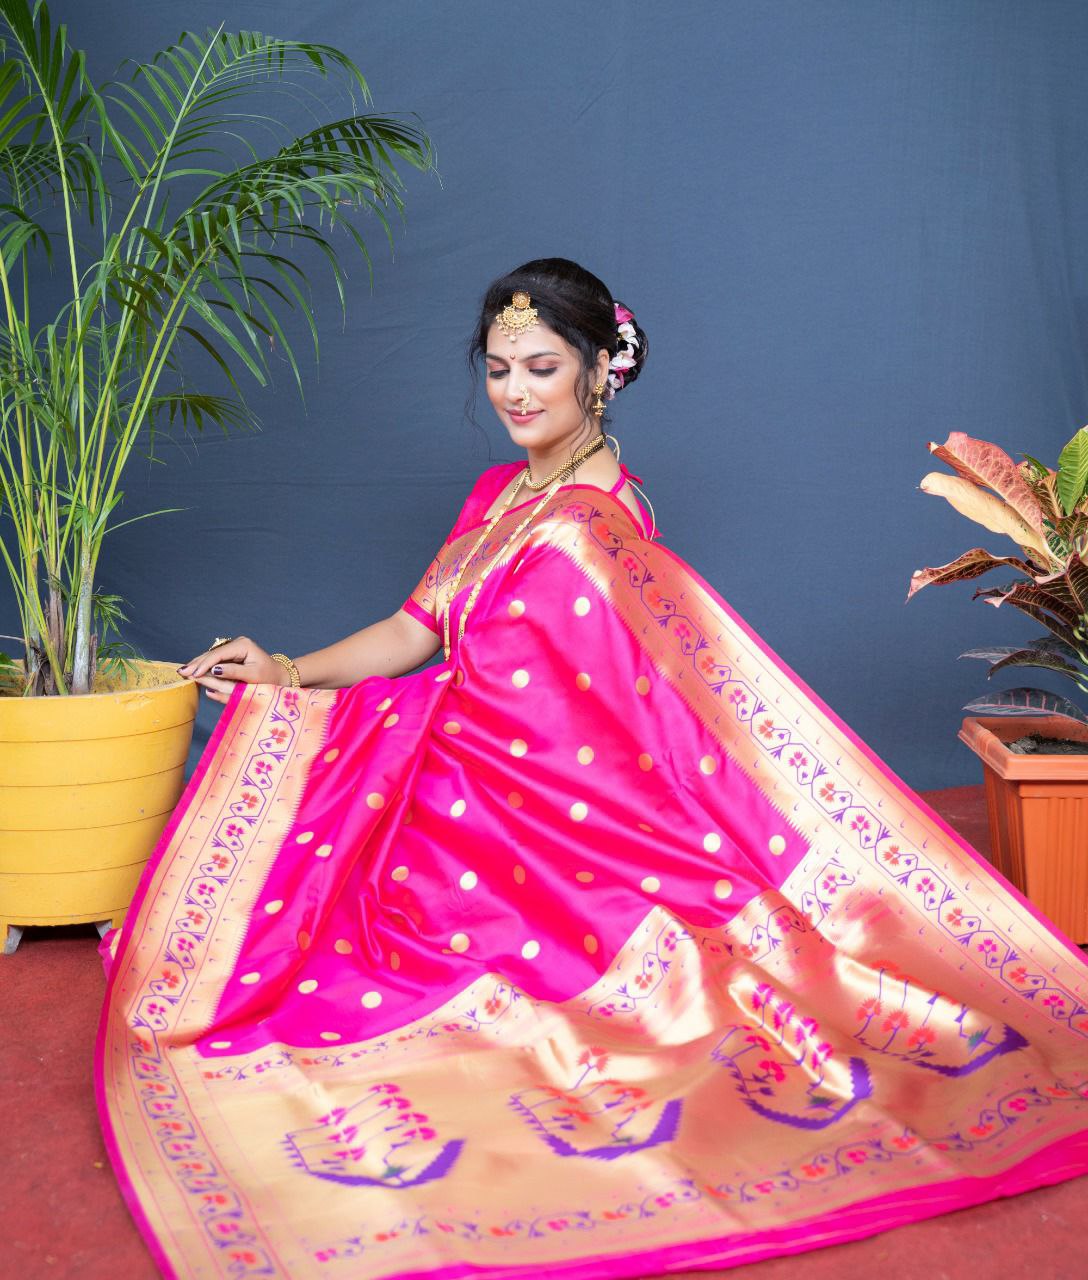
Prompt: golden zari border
<box><xmin>100</xmin><ymin>682</ymin><xmax>338</xmax><ymax>1277</ymax></box>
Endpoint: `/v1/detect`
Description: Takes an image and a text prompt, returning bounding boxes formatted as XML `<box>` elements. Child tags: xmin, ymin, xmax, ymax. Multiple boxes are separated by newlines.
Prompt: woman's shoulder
<box><xmin>445</xmin><ymin>461</ymin><xmax>523</xmax><ymax>543</ymax></box>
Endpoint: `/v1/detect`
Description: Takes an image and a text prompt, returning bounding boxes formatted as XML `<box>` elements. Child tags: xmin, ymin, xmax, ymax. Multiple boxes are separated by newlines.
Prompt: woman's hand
<box><xmin>176</xmin><ymin>635</ymin><xmax>288</xmax><ymax>704</ymax></box>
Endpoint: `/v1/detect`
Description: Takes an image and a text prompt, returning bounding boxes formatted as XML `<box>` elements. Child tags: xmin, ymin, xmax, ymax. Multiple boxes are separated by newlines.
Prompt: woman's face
<box><xmin>484</xmin><ymin>319</ymin><xmax>609</xmax><ymax>453</ymax></box>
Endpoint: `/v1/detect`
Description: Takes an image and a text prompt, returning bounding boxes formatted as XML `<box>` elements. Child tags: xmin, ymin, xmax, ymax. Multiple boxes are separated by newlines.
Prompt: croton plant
<box><xmin>908</xmin><ymin>427</ymin><xmax>1088</xmax><ymax>726</ymax></box>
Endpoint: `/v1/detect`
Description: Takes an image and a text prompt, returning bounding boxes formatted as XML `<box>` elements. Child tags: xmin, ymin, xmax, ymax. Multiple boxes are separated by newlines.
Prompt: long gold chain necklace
<box><xmin>440</xmin><ymin>434</ymin><xmax>606</xmax><ymax>660</ymax></box>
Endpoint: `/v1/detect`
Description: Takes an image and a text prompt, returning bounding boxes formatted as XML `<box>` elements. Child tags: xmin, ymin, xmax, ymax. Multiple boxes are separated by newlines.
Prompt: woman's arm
<box><xmin>179</xmin><ymin>609</ymin><xmax>442</xmax><ymax>703</ymax></box>
<box><xmin>293</xmin><ymin>607</ymin><xmax>442</xmax><ymax>688</ymax></box>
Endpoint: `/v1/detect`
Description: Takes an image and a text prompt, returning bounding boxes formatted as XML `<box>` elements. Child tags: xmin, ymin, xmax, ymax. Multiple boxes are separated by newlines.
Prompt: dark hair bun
<box><xmin>609</xmin><ymin>298</ymin><xmax>648</xmax><ymax>396</ymax></box>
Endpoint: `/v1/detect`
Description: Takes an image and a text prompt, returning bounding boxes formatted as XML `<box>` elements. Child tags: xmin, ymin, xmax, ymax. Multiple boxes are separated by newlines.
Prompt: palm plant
<box><xmin>908</xmin><ymin>427</ymin><xmax>1088</xmax><ymax>725</ymax></box>
<box><xmin>0</xmin><ymin>0</ymin><xmax>434</xmax><ymax>696</ymax></box>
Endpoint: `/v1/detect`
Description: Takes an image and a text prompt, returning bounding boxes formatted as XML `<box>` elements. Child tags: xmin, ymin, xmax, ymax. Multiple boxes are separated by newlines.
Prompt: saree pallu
<box><xmin>96</xmin><ymin>478</ymin><xmax>1088</xmax><ymax>1280</ymax></box>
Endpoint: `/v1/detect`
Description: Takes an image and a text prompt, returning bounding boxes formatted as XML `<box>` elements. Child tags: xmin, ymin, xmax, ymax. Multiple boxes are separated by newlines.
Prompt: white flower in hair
<box><xmin>617</xmin><ymin>321</ymin><xmax>639</xmax><ymax>347</ymax></box>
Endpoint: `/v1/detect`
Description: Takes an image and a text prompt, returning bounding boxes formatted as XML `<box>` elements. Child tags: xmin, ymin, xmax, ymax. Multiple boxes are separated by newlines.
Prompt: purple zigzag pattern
<box><xmin>560</xmin><ymin>503</ymin><xmax>1087</xmax><ymax>1041</ymax></box>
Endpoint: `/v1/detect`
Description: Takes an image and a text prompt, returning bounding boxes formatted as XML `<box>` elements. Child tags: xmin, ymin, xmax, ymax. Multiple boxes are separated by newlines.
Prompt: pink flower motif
<box><xmin>614</xmin><ymin>303</ymin><xmax>634</xmax><ymax>324</ymax></box>
<box><xmin>915</xmin><ymin>876</ymin><xmax>935</xmax><ymax>895</ymax></box>
<box><xmin>729</xmin><ymin>687</ymin><xmax>748</xmax><ymax>705</ymax></box>
<box><xmin>772</xmin><ymin>998</ymin><xmax>794</xmax><ymax>1029</ymax></box>
<box><xmin>882</xmin><ymin>1011</ymin><xmax>909</xmax><ymax>1032</ymax></box>
<box><xmin>908</xmin><ymin>1026</ymin><xmax>936</xmax><ymax>1047</ymax></box>
<box><xmin>788</xmin><ymin>751</ymin><xmax>808</xmax><ymax>768</ymax></box>
<box><xmin>758</xmin><ymin>1059</ymin><xmax>787</xmax><ymax>1082</ymax></box>
<box><xmin>751</xmin><ymin>982</ymin><xmax>774</xmax><ymax>1011</ymax></box>
<box><xmin>850</xmin><ymin>815</ymin><xmax>871</xmax><ymax>833</ymax></box>
<box><xmin>977</xmin><ymin>938</ymin><xmax>998</xmax><ymax>956</ymax></box>
<box><xmin>794</xmin><ymin>1017</ymin><xmax>819</xmax><ymax>1045</ymax></box>
<box><xmin>810</xmin><ymin>1043</ymin><xmax>834</xmax><ymax>1066</ymax></box>
<box><xmin>819</xmin><ymin>781</ymin><xmax>838</xmax><ymax>801</ymax></box>
<box><xmin>801</xmin><ymin>1163</ymin><xmax>827</xmax><ymax>1178</ymax></box>
<box><xmin>1008</xmin><ymin>966</ymin><xmax>1028</xmax><ymax>984</ymax></box>
<box><xmin>1006</xmin><ymin>1097</ymin><xmax>1029</xmax><ymax>1113</ymax></box>
<box><xmin>1042</xmin><ymin>994</ymin><xmax>1066</xmax><ymax>1010</ymax></box>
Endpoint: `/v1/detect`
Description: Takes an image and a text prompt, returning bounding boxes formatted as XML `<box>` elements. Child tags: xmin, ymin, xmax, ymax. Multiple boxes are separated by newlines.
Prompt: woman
<box><xmin>98</xmin><ymin>259</ymin><xmax>1087</xmax><ymax>1280</ymax></box>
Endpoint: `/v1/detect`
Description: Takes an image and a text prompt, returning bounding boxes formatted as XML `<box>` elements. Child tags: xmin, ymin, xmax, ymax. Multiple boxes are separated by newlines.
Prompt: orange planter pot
<box><xmin>958</xmin><ymin>715</ymin><xmax>1088</xmax><ymax>945</ymax></box>
<box><xmin>0</xmin><ymin>660</ymin><xmax>198</xmax><ymax>953</ymax></box>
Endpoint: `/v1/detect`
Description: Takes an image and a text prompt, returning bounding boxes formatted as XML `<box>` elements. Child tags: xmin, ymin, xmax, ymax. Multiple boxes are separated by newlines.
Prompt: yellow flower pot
<box><xmin>0</xmin><ymin>659</ymin><xmax>198</xmax><ymax>953</ymax></box>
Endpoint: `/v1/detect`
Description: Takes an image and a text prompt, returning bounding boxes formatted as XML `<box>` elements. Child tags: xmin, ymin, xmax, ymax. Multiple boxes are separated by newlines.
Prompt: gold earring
<box><xmin>592</xmin><ymin>382</ymin><xmax>605</xmax><ymax>419</ymax></box>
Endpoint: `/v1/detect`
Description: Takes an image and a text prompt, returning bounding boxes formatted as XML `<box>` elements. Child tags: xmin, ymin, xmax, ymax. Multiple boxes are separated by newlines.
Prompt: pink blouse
<box><xmin>402</xmin><ymin>461</ymin><xmax>657</xmax><ymax>635</ymax></box>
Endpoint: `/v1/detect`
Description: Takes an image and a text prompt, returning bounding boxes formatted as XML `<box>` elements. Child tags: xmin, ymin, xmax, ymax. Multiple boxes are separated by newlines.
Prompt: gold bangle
<box><xmin>270</xmin><ymin>652</ymin><xmax>301</xmax><ymax>688</ymax></box>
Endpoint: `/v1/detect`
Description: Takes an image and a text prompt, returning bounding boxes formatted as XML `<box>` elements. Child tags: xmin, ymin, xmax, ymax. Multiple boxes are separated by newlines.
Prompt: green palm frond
<box><xmin>0</xmin><ymin>1</ymin><xmax>436</xmax><ymax>696</ymax></box>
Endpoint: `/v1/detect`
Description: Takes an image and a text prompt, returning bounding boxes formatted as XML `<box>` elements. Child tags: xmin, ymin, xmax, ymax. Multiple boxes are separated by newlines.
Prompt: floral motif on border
<box><xmin>123</xmin><ymin>686</ymin><xmax>307</xmax><ymax>1277</ymax></box>
<box><xmin>308</xmin><ymin>1075</ymin><xmax>1088</xmax><ymax>1266</ymax></box>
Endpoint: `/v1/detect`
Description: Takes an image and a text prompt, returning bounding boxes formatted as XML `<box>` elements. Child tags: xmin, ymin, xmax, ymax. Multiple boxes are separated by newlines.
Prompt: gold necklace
<box><xmin>437</xmin><ymin>440</ymin><xmax>601</xmax><ymax>660</ymax></box>
<box><xmin>522</xmin><ymin>432</ymin><xmax>606</xmax><ymax>490</ymax></box>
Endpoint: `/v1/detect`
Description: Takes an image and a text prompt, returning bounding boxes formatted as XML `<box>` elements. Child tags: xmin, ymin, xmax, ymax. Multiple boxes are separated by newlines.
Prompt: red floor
<box><xmin>3</xmin><ymin>786</ymin><xmax>1085</xmax><ymax>1279</ymax></box>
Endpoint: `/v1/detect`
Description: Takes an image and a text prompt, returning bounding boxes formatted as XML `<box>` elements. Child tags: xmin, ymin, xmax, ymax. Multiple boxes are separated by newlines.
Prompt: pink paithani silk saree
<box><xmin>97</xmin><ymin>462</ymin><xmax>1088</xmax><ymax>1280</ymax></box>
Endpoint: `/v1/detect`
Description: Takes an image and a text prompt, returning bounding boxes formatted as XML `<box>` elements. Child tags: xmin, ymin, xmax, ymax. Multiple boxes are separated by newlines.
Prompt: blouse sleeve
<box><xmin>402</xmin><ymin>544</ymin><xmax>445</xmax><ymax>635</ymax></box>
<box><xmin>400</xmin><ymin>464</ymin><xmax>516</xmax><ymax>634</ymax></box>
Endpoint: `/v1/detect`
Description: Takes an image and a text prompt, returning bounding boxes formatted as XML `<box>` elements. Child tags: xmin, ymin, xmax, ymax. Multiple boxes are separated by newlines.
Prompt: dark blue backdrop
<box><xmin>9</xmin><ymin>0</ymin><xmax>1088</xmax><ymax>789</ymax></box>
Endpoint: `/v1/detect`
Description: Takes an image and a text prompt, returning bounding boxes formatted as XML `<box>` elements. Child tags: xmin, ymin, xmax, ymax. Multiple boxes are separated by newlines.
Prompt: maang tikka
<box><xmin>495</xmin><ymin>290</ymin><xmax>539</xmax><ymax>341</ymax></box>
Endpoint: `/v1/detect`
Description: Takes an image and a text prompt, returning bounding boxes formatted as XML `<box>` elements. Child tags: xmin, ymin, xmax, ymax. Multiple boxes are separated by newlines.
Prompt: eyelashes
<box><xmin>487</xmin><ymin>368</ymin><xmax>558</xmax><ymax>380</ymax></box>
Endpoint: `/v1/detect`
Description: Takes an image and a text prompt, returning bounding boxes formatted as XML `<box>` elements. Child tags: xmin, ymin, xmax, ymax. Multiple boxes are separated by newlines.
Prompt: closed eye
<box><xmin>487</xmin><ymin>367</ymin><xmax>558</xmax><ymax>379</ymax></box>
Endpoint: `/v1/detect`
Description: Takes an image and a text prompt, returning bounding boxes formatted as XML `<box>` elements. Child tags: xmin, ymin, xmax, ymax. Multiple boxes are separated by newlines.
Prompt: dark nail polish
<box><xmin>212</xmin><ymin>665</ymin><xmax>223</xmax><ymax>675</ymax></box>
